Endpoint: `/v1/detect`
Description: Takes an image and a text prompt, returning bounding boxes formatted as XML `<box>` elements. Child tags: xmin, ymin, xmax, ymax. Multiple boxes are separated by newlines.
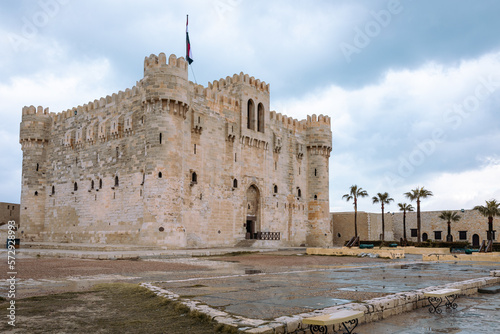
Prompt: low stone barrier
<box><xmin>306</xmin><ymin>247</ymin><xmax>405</xmax><ymax>259</ymax></box>
<box><xmin>141</xmin><ymin>271</ymin><xmax>500</xmax><ymax>334</ymax></box>
<box><xmin>404</xmin><ymin>246</ymin><xmax>450</xmax><ymax>255</ymax></box>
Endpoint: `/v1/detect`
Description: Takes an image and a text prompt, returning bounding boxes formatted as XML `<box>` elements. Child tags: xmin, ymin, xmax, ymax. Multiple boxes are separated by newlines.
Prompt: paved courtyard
<box><xmin>1</xmin><ymin>248</ymin><xmax>499</xmax><ymax>333</ymax></box>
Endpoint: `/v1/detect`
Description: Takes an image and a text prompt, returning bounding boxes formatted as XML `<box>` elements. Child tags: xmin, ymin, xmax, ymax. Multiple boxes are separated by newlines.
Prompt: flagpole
<box><xmin>185</xmin><ymin>14</ymin><xmax>197</xmax><ymax>84</ymax></box>
<box><xmin>190</xmin><ymin>63</ymin><xmax>198</xmax><ymax>85</ymax></box>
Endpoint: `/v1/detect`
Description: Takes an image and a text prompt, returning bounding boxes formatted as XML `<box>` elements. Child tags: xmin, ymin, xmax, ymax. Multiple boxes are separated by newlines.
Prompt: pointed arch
<box><xmin>247</xmin><ymin>99</ymin><xmax>255</xmax><ymax>130</ymax></box>
<box><xmin>257</xmin><ymin>102</ymin><xmax>265</xmax><ymax>133</ymax></box>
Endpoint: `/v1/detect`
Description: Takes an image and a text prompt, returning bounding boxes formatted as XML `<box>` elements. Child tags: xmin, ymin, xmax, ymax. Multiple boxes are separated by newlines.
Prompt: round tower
<box><xmin>141</xmin><ymin>53</ymin><xmax>191</xmax><ymax>247</ymax></box>
<box><xmin>306</xmin><ymin>114</ymin><xmax>333</xmax><ymax>246</ymax></box>
<box><xmin>19</xmin><ymin>105</ymin><xmax>52</xmax><ymax>240</ymax></box>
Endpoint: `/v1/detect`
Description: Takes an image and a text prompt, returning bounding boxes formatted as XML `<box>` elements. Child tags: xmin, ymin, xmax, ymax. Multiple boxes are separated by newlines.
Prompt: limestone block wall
<box><xmin>331</xmin><ymin>212</ymin><xmax>370</xmax><ymax>245</ymax></box>
<box><xmin>391</xmin><ymin>209</ymin><xmax>496</xmax><ymax>244</ymax></box>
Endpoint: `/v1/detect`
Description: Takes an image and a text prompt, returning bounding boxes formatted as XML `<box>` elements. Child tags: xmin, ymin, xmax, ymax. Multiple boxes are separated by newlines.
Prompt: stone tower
<box><xmin>19</xmin><ymin>106</ymin><xmax>51</xmax><ymax>237</ymax></box>
<box><xmin>306</xmin><ymin>114</ymin><xmax>332</xmax><ymax>246</ymax></box>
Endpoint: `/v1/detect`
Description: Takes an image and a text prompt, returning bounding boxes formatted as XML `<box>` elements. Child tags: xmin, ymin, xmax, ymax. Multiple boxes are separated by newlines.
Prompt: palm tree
<box><xmin>404</xmin><ymin>187</ymin><xmax>433</xmax><ymax>243</ymax></box>
<box><xmin>398</xmin><ymin>203</ymin><xmax>414</xmax><ymax>241</ymax></box>
<box><xmin>473</xmin><ymin>199</ymin><xmax>500</xmax><ymax>241</ymax></box>
<box><xmin>438</xmin><ymin>211</ymin><xmax>461</xmax><ymax>242</ymax></box>
<box><xmin>372</xmin><ymin>192</ymin><xmax>394</xmax><ymax>241</ymax></box>
<box><xmin>342</xmin><ymin>185</ymin><xmax>369</xmax><ymax>237</ymax></box>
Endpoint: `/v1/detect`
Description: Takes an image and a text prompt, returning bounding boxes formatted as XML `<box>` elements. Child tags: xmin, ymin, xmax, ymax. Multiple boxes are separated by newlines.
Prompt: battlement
<box><xmin>269</xmin><ymin>111</ymin><xmax>306</xmax><ymax>131</ymax></box>
<box><xmin>20</xmin><ymin>106</ymin><xmax>51</xmax><ymax>144</ymax></box>
<box><xmin>144</xmin><ymin>53</ymin><xmax>188</xmax><ymax>73</ymax></box>
<box><xmin>306</xmin><ymin>114</ymin><xmax>331</xmax><ymax>126</ymax></box>
<box><xmin>50</xmin><ymin>85</ymin><xmax>141</xmax><ymax>124</ymax></box>
<box><xmin>22</xmin><ymin>105</ymin><xmax>50</xmax><ymax>116</ymax></box>
<box><xmin>207</xmin><ymin>72</ymin><xmax>269</xmax><ymax>94</ymax></box>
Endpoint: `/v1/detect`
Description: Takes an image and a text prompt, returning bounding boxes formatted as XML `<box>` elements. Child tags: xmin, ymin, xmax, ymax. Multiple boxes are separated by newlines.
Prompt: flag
<box><xmin>186</xmin><ymin>15</ymin><xmax>193</xmax><ymax>64</ymax></box>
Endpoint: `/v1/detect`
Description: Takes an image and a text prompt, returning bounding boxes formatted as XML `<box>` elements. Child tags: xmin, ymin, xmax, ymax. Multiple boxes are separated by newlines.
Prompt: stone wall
<box><xmin>391</xmin><ymin>209</ymin><xmax>496</xmax><ymax>244</ymax></box>
<box><xmin>19</xmin><ymin>52</ymin><xmax>332</xmax><ymax>249</ymax></box>
<box><xmin>332</xmin><ymin>209</ymin><xmax>496</xmax><ymax>245</ymax></box>
<box><xmin>0</xmin><ymin>202</ymin><xmax>20</xmax><ymax>227</ymax></box>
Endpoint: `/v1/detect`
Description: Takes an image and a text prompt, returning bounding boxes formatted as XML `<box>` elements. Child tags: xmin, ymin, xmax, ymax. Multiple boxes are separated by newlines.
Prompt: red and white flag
<box><xmin>186</xmin><ymin>15</ymin><xmax>193</xmax><ymax>64</ymax></box>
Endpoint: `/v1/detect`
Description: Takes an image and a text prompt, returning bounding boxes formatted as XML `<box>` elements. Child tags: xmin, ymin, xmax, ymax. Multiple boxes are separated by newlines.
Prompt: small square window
<box><xmin>410</xmin><ymin>229</ymin><xmax>417</xmax><ymax>237</ymax></box>
<box><xmin>459</xmin><ymin>231</ymin><xmax>467</xmax><ymax>240</ymax></box>
<box><xmin>434</xmin><ymin>231</ymin><xmax>442</xmax><ymax>240</ymax></box>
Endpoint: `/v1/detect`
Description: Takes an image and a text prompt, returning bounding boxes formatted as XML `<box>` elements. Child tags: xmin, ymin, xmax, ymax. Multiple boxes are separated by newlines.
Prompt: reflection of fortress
<box><xmin>19</xmin><ymin>53</ymin><xmax>332</xmax><ymax>248</ymax></box>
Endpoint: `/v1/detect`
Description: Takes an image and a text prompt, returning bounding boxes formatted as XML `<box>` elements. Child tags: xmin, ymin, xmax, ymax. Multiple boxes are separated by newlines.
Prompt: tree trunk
<box><xmin>381</xmin><ymin>203</ymin><xmax>385</xmax><ymax>241</ymax></box>
<box><xmin>354</xmin><ymin>198</ymin><xmax>358</xmax><ymax>237</ymax></box>
<box><xmin>446</xmin><ymin>221</ymin><xmax>452</xmax><ymax>242</ymax></box>
<box><xmin>417</xmin><ymin>199</ymin><xmax>421</xmax><ymax>243</ymax></box>
<box><xmin>403</xmin><ymin>211</ymin><xmax>407</xmax><ymax>240</ymax></box>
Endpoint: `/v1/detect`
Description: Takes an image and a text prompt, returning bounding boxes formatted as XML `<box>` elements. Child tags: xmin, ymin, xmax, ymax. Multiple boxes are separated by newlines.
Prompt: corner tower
<box><xmin>306</xmin><ymin>114</ymin><xmax>332</xmax><ymax>246</ymax></box>
<box><xmin>140</xmin><ymin>53</ymin><xmax>191</xmax><ymax>247</ymax></box>
<box><xmin>19</xmin><ymin>106</ymin><xmax>52</xmax><ymax>239</ymax></box>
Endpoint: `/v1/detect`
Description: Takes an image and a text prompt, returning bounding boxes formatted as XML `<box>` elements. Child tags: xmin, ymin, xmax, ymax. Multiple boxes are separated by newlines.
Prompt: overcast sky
<box><xmin>1</xmin><ymin>0</ymin><xmax>500</xmax><ymax>213</ymax></box>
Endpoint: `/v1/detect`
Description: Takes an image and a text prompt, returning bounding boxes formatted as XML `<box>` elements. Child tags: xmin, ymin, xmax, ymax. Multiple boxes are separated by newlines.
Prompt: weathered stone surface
<box><xmin>19</xmin><ymin>52</ymin><xmax>332</xmax><ymax>249</ymax></box>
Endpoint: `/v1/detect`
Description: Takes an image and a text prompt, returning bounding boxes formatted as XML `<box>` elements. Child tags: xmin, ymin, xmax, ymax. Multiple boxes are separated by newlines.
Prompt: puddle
<box><xmin>245</xmin><ymin>269</ymin><xmax>263</xmax><ymax>275</ymax></box>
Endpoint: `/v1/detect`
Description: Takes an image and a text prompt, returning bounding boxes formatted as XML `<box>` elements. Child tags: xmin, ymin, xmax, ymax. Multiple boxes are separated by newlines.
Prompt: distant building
<box><xmin>331</xmin><ymin>209</ymin><xmax>497</xmax><ymax>246</ymax></box>
<box><xmin>0</xmin><ymin>202</ymin><xmax>20</xmax><ymax>227</ymax></box>
<box><xmin>19</xmin><ymin>52</ymin><xmax>332</xmax><ymax>248</ymax></box>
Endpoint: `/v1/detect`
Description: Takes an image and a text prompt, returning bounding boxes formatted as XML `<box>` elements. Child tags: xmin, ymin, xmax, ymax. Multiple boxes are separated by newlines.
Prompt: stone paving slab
<box><xmin>478</xmin><ymin>285</ymin><xmax>500</xmax><ymax>294</ymax></box>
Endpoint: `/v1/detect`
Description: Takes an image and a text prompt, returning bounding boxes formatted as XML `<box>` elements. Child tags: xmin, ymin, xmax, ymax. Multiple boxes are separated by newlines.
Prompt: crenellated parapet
<box><xmin>20</xmin><ymin>106</ymin><xmax>52</xmax><ymax>145</ymax></box>
<box><xmin>144</xmin><ymin>53</ymin><xmax>188</xmax><ymax>75</ymax></box>
<box><xmin>52</xmin><ymin>85</ymin><xmax>142</xmax><ymax>124</ymax></box>
<box><xmin>207</xmin><ymin>72</ymin><xmax>270</xmax><ymax>94</ymax></box>
<box><xmin>306</xmin><ymin>114</ymin><xmax>331</xmax><ymax>126</ymax></box>
<box><xmin>305</xmin><ymin>114</ymin><xmax>332</xmax><ymax>158</ymax></box>
<box><xmin>269</xmin><ymin>110</ymin><xmax>307</xmax><ymax>131</ymax></box>
<box><xmin>142</xmin><ymin>53</ymin><xmax>189</xmax><ymax>106</ymax></box>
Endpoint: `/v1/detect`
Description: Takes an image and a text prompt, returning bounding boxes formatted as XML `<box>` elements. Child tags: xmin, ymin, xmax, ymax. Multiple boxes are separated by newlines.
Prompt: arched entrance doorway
<box><xmin>472</xmin><ymin>234</ymin><xmax>480</xmax><ymax>247</ymax></box>
<box><xmin>245</xmin><ymin>185</ymin><xmax>260</xmax><ymax>239</ymax></box>
<box><xmin>422</xmin><ymin>233</ymin><xmax>428</xmax><ymax>242</ymax></box>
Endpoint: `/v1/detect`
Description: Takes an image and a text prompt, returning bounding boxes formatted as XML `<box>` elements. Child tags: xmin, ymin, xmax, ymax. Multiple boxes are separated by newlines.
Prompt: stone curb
<box><xmin>141</xmin><ymin>271</ymin><xmax>500</xmax><ymax>333</ymax></box>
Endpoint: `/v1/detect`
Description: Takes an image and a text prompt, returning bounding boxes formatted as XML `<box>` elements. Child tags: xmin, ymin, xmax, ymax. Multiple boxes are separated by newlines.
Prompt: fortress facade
<box><xmin>19</xmin><ymin>53</ymin><xmax>332</xmax><ymax>248</ymax></box>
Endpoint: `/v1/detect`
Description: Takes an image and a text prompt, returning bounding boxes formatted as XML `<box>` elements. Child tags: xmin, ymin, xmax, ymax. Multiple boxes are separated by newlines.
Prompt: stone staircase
<box><xmin>234</xmin><ymin>239</ymin><xmax>257</xmax><ymax>248</ymax></box>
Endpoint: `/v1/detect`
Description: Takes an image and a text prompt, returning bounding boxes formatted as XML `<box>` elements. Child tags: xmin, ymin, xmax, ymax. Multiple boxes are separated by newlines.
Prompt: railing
<box><xmin>258</xmin><ymin>232</ymin><xmax>281</xmax><ymax>240</ymax></box>
<box><xmin>246</xmin><ymin>232</ymin><xmax>281</xmax><ymax>240</ymax></box>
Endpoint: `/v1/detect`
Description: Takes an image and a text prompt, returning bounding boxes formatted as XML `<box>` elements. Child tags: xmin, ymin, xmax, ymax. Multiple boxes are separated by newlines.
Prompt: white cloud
<box><xmin>273</xmin><ymin>51</ymin><xmax>500</xmax><ymax>213</ymax></box>
<box><xmin>0</xmin><ymin>45</ymin><xmax>115</xmax><ymax>203</ymax></box>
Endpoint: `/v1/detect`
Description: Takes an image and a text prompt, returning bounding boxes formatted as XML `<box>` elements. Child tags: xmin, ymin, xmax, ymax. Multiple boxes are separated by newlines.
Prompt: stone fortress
<box><xmin>19</xmin><ymin>52</ymin><xmax>333</xmax><ymax>249</ymax></box>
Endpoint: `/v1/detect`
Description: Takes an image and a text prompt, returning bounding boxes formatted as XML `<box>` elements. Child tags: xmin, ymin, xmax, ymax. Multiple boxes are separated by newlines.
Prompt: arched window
<box><xmin>99</xmin><ymin>179</ymin><xmax>103</xmax><ymax>189</ymax></box>
<box><xmin>257</xmin><ymin>103</ymin><xmax>265</xmax><ymax>133</ymax></box>
<box><xmin>158</xmin><ymin>172</ymin><xmax>163</xmax><ymax>179</ymax></box>
<box><xmin>297</xmin><ymin>187</ymin><xmax>302</xmax><ymax>198</ymax></box>
<box><xmin>247</xmin><ymin>99</ymin><xmax>255</xmax><ymax>130</ymax></box>
<box><xmin>51</xmin><ymin>185</ymin><xmax>55</xmax><ymax>195</ymax></box>
<box><xmin>233</xmin><ymin>179</ymin><xmax>238</xmax><ymax>188</ymax></box>
<box><xmin>159</xmin><ymin>133</ymin><xmax>162</xmax><ymax>144</ymax></box>
<box><xmin>114</xmin><ymin>176</ymin><xmax>119</xmax><ymax>187</ymax></box>
<box><xmin>74</xmin><ymin>182</ymin><xmax>78</xmax><ymax>191</ymax></box>
<box><xmin>34</xmin><ymin>191</ymin><xmax>38</xmax><ymax>196</ymax></box>
<box><xmin>315</xmin><ymin>168</ymin><xmax>317</xmax><ymax>176</ymax></box>
<box><xmin>314</xmin><ymin>194</ymin><xmax>318</xmax><ymax>200</ymax></box>
<box><xmin>191</xmin><ymin>172</ymin><xmax>197</xmax><ymax>183</ymax></box>
<box><xmin>273</xmin><ymin>185</ymin><xmax>278</xmax><ymax>194</ymax></box>
<box><xmin>36</xmin><ymin>163</ymin><xmax>39</xmax><ymax>171</ymax></box>
<box><xmin>91</xmin><ymin>180</ymin><xmax>94</xmax><ymax>190</ymax></box>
